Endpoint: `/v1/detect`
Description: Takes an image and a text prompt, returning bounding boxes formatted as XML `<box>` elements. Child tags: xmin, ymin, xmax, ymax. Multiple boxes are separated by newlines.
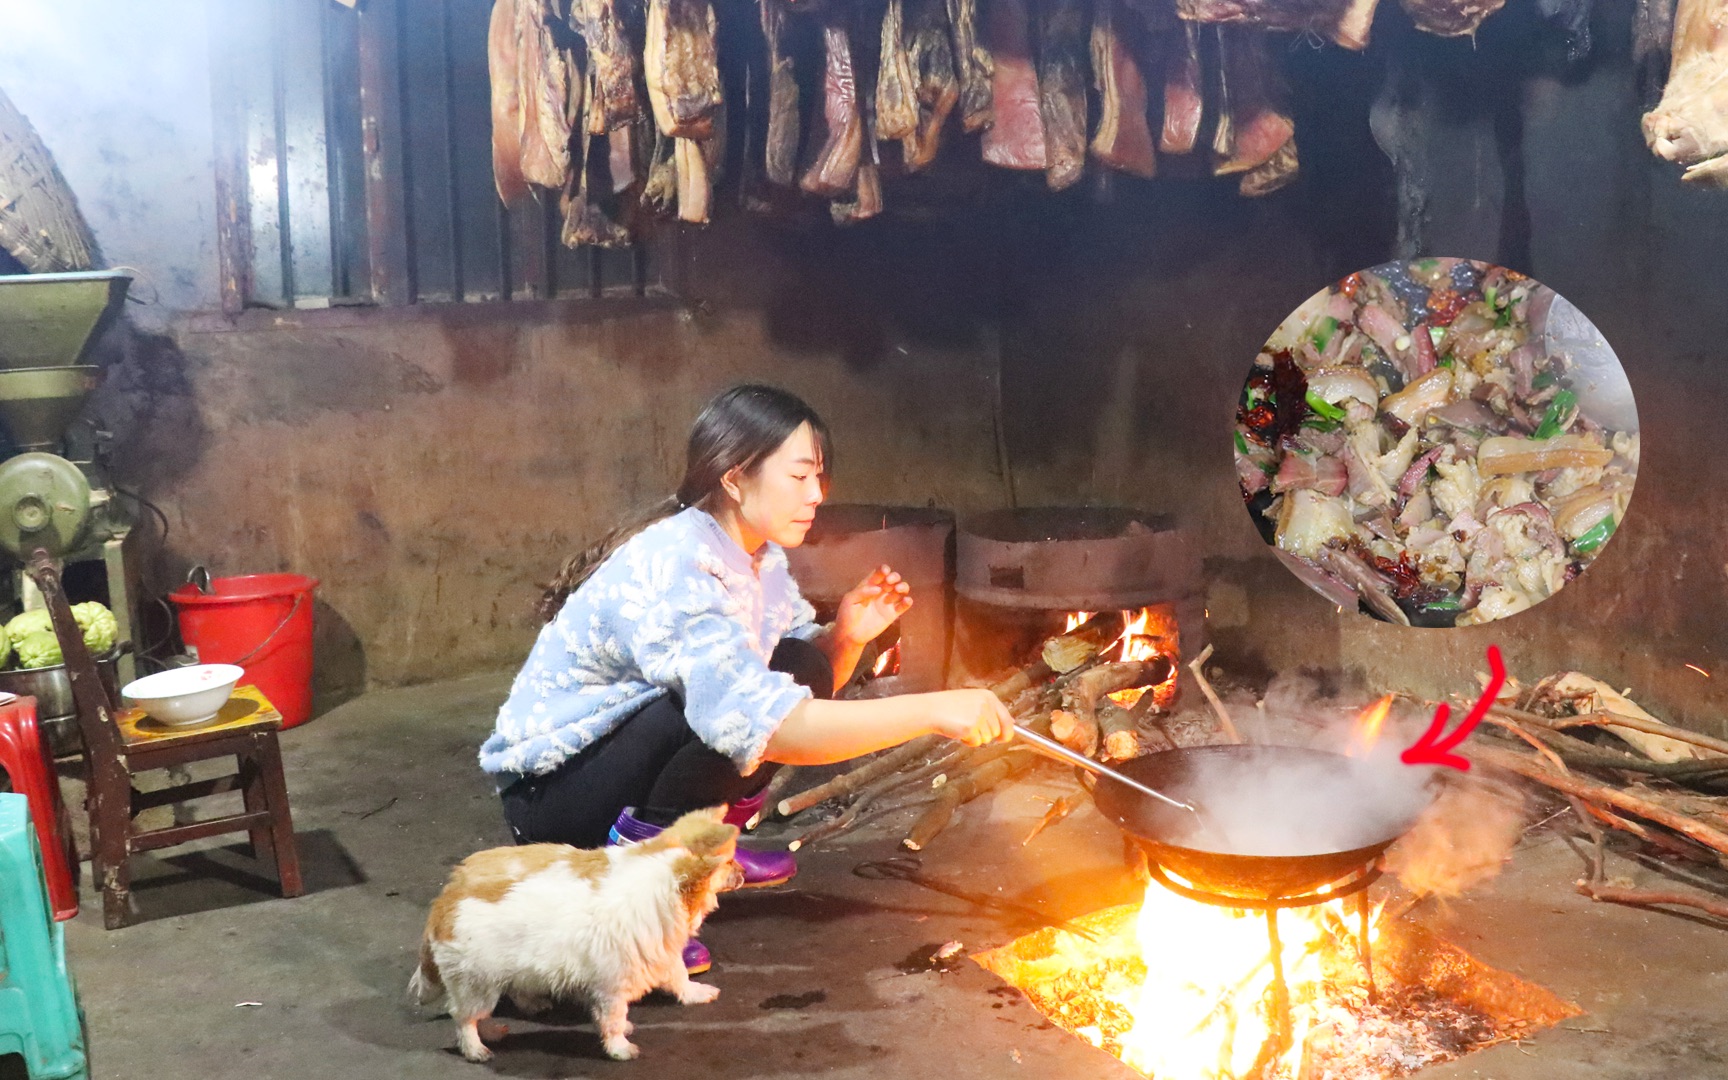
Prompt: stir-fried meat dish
<box><xmin>1234</xmin><ymin>258</ymin><xmax>1639</xmax><ymax>627</ymax></box>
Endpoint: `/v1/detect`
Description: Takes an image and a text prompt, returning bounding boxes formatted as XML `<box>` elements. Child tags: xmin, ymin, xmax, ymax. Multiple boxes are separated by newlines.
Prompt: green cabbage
<box><xmin>0</xmin><ymin>625</ymin><xmax>11</xmax><ymax>669</ymax></box>
<box><xmin>71</xmin><ymin>602</ymin><xmax>118</xmax><ymax>655</ymax></box>
<box><xmin>4</xmin><ymin>610</ymin><xmax>51</xmax><ymax>644</ymax></box>
<box><xmin>15</xmin><ymin>631</ymin><xmax>62</xmax><ymax>670</ymax></box>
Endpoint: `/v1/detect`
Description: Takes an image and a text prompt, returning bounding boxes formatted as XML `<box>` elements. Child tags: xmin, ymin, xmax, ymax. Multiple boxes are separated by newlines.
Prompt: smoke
<box><xmin>1382</xmin><ymin>771</ymin><xmax>1529</xmax><ymax>899</ymax></box>
<box><xmin>1174</xmin><ymin>745</ymin><xmax>1435</xmax><ymax>857</ymax></box>
<box><xmin>1165</xmin><ymin>669</ymin><xmax>1526</xmax><ymax>897</ymax></box>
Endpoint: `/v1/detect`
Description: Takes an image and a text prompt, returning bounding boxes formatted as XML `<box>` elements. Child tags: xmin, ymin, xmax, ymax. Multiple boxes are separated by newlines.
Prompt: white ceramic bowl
<box><xmin>121</xmin><ymin>665</ymin><xmax>244</xmax><ymax>727</ymax></box>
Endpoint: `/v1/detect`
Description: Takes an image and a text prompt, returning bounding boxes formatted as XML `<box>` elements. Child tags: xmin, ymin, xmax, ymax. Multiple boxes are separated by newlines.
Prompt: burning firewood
<box><xmin>1064</xmin><ymin>658</ymin><xmax>1175</xmax><ymax>713</ymax></box>
<box><xmin>1041</xmin><ymin>610</ymin><xmax>1128</xmax><ymax>673</ymax></box>
<box><xmin>1051</xmin><ymin>707</ymin><xmax>1101</xmax><ymax>757</ymax></box>
<box><xmin>1096</xmin><ymin>701</ymin><xmax>1145</xmax><ymax>761</ymax></box>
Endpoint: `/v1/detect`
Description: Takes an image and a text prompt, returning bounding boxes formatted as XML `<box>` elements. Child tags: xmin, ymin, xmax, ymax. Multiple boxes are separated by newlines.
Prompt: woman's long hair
<box><xmin>537</xmin><ymin>384</ymin><xmax>832</xmax><ymax>622</ymax></box>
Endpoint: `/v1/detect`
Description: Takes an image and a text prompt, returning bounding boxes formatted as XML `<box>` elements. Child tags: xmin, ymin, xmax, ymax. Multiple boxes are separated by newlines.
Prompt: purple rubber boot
<box><xmin>609</xmin><ymin>807</ymin><xmax>797</xmax><ymax>889</ymax></box>
<box><xmin>683</xmin><ymin>938</ymin><xmax>712</xmax><ymax>975</ymax></box>
<box><xmin>722</xmin><ymin>789</ymin><xmax>769</xmax><ymax>831</ymax></box>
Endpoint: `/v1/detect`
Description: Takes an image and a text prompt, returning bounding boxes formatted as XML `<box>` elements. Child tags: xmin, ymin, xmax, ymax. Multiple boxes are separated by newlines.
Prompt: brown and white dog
<box><xmin>409</xmin><ymin>808</ymin><xmax>744</xmax><ymax>1062</ymax></box>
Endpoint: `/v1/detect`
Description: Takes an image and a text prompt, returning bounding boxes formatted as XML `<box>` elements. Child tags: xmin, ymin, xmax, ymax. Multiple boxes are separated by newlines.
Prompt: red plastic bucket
<box><xmin>168</xmin><ymin>574</ymin><xmax>319</xmax><ymax>729</ymax></box>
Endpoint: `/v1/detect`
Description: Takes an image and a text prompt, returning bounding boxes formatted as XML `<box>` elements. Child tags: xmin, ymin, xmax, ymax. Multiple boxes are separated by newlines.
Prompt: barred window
<box><xmin>208</xmin><ymin>0</ymin><xmax>647</xmax><ymax>312</ymax></box>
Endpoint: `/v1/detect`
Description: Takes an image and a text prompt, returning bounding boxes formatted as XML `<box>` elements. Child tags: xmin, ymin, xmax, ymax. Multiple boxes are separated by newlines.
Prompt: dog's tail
<box><xmin>407</xmin><ymin>939</ymin><xmax>444</xmax><ymax>1007</ymax></box>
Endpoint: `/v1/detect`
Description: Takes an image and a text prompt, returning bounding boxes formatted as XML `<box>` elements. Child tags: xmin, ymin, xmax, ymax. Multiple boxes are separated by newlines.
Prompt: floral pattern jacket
<box><xmin>480</xmin><ymin>507</ymin><xmax>819</xmax><ymax>781</ymax></box>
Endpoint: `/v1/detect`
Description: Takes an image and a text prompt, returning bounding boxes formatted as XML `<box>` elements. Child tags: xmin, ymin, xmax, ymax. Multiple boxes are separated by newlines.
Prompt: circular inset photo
<box><xmin>1233</xmin><ymin>258</ymin><xmax>1639</xmax><ymax>628</ymax></box>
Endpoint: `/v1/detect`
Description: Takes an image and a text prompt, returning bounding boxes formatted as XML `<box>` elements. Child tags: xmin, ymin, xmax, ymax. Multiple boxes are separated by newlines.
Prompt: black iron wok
<box><xmin>1092</xmin><ymin>744</ymin><xmax>1434</xmax><ymax>904</ymax></box>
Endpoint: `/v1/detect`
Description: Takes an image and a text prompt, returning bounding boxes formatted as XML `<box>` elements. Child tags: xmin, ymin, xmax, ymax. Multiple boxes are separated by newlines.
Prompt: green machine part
<box><xmin>0</xmin><ymin>453</ymin><xmax>91</xmax><ymax>561</ymax></box>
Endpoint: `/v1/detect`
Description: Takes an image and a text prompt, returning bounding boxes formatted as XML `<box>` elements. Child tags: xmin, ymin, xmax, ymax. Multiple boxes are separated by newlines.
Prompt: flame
<box><xmin>1347</xmin><ymin>695</ymin><xmax>1395</xmax><ymax>757</ymax></box>
<box><xmin>1083</xmin><ymin>884</ymin><xmax>1376</xmax><ymax>1078</ymax></box>
<box><xmin>1064</xmin><ymin>611</ymin><xmax>1096</xmax><ymax>633</ymax></box>
<box><xmin>1104</xmin><ymin>608</ymin><xmax>1181</xmax><ymax>710</ymax></box>
<box><xmin>1685</xmin><ymin>663</ymin><xmax>1711</xmax><ymax>679</ymax></box>
<box><xmin>872</xmin><ymin>642</ymin><xmax>901</xmax><ymax>678</ymax></box>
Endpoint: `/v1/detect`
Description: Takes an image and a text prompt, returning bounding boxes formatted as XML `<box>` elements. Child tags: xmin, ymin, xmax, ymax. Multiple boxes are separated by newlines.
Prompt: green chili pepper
<box><xmin>1484</xmin><ymin>285</ymin><xmax>1499</xmax><ymax>308</ymax></box>
<box><xmin>1311</xmin><ymin>316</ymin><xmax>1339</xmax><ymax>353</ymax></box>
<box><xmin>1424</xmin><ymin>597</ymin><xmax>1462</xmax><ymax>612</ymax></box>
<box><xmin>1532</xmin><ymin>370</ymin><xmax>1558</xmax><ymax>389</ymax></box>
<box><xmin>1572</xmin><ymin>516</ymin><xmax>1617</xmax><ymax>554</ymax></box>
<box><xmin>1532</xmin><ymin>389</ymin><xmax>1578</xmax><ymax>440</ymax></box>
<box><xmin>1438</xmin><ymin>355</ymin><xmax>1453</xmax><ymax>369</ymax></box>
<box><xmin>1234</xmin><ymin>431</ymin><xmax>1250</xmax><ymax>455</ymax></box>
<box><xmin>1304</xmin><ymin>390</ymin><xmax>1347</xmax><ymax>423</ymax></box>
<box><xmin>1428</xmin><ymin>326</ymin><xmax>1447</xmax><ymax>348</ymax></box>
<box><xmin>1496</xmin><ymin>306</ymin><xmax>1513</xmax><ymax>329</ymax></box>
<box><xmin>1302</xmin><ymin>416</ymin><xmax>1342</xmax><ymax>433</ymax></box>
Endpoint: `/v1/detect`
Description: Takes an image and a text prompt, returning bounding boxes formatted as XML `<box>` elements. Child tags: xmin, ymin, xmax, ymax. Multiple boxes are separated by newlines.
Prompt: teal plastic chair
<box><xmin>0</xmin><ymin>794</ymin><xmax>87</xmax><ymax>1079</ymax></box>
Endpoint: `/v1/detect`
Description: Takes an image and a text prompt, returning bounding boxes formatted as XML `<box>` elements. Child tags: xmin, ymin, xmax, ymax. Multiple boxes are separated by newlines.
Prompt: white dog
<box><xmin>410</xmin><ymin>808</ymin><xmax>743</xmax><ymax>1062</ymax></box>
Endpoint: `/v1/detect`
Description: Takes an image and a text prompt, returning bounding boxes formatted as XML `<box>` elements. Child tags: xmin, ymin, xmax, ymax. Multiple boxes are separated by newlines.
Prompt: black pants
<box><xmin>500</xmin><ymin>637</ymin><xmax>833</xmax><ymax>848</ymax></box>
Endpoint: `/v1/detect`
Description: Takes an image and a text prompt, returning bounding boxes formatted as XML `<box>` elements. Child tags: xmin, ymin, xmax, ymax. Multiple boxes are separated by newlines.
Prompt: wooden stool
<box><xmin>85</xmin><ymin>685</ymin><xmax>303</xmax><ymax>929</ymax></box>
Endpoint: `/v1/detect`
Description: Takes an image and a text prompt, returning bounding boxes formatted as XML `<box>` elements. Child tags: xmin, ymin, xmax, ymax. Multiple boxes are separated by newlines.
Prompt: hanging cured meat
<box><xmin>1644</xmin><ymin>0</ymin><xmax>1728</xmax><ymax>185</ymax></box>
<box><xmin>948</xmin><ymin>0</ymin><xmax>996</xmax><ymax>131</ymax></box>
<box><xmin>1090</xmin><ymin>0</ymin><xmax>1158</xmax><ymax>178</ymax></box>
<box><xmin>902</xmin><ymin>0</ymin><xmax>961</xmax><ymax>170</ymax></box>
<box><xmin>1038</xmin><ymin>0</ymin><xmax>1091</xmax><ymax>190</ymax></box>
<box><xmin>802</xmin><ymin>16</ymin><xmax>865</xmax><ymax>196</ymax></box>
<box><xmin>982</xmin><ymin>0</ymin><xmax>1048</xmax><ymax>169</ymax></box>
<box><xmin>645</xmin><ymin>0</ymin><xmax>724</xmax><ymax>139</ymax></box>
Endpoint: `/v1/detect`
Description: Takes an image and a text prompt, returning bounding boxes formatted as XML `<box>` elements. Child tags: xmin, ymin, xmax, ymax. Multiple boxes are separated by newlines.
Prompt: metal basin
<box><xmin>0</xmin><ymin>650</ymin><xmax>121</xmax><ymax>753</ymax></box>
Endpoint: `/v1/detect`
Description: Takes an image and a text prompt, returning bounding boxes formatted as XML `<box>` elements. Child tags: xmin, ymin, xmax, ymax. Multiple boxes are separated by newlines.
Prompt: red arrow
<box><xmin>1400</xmin><ymin>644</ymin><xmax>1506</xmax><ymax>772</ymax></box>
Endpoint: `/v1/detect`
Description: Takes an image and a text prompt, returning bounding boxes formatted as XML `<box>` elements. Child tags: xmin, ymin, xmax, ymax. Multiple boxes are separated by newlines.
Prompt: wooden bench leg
<box><xmin>87</xmin><ymin>762</ymin><xmax>135</xmax><ymax>929</ymax></box>
<box><xmin>252</xmin><ymin>735</ymin><xmax>303</xmax><ymax>898</ymax></box>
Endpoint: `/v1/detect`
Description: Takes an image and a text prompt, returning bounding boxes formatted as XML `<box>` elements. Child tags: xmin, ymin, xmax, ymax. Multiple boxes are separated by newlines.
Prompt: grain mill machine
<box><xmin>0</xmin><ymin>270</ymin><xmax>138</xmax><ymax>746</ymax></box>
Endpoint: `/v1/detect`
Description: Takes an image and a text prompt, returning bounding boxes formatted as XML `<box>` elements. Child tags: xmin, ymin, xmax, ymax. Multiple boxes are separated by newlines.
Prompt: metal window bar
<box><xmin>215</xmin><ymin>0</ymin><xmax>649</xmax><ymax>312</ymax></box>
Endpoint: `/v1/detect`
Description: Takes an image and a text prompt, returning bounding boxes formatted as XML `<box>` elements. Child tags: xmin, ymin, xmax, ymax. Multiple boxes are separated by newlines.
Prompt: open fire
<box><xmin>978</xmin><ymin>696</ymin><xmax>1578</xmax><ymax>1079</ymax></box>
<box><xmin>976</xmin><ymin>889</ymin><xmax>1577</xmax><ymax>1080</ymax></box>
<box><xmin>1063</xmin><ymin>607</ymin><xmax>1182</xmax><ymax>711</ymax></box>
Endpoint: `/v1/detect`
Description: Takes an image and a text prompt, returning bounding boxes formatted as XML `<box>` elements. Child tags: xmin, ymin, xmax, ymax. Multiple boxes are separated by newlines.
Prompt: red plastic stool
<box><xmin>0</xmin><ymin>696</ymin><xmax>78</xmax><ymax>921</ymax></box>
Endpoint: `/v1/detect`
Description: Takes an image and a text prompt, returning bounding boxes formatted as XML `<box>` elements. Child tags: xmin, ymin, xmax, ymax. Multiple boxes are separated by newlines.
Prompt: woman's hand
<box><xmin>924</xmin><ymin>689</ymin><xmax>1017</xmax><ymax>747</ymax></box>
<box><xmin>833</xmin><ymin>564</ymin><xmax>913</xmax><ymax>648</ymax></box>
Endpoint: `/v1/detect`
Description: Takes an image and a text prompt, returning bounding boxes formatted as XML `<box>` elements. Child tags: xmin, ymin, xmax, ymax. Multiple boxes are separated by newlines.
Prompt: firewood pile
<box><xmin>770</xmin><ymin>611</ymin><xmax>1211</xmax><ymax>852</ymax></box>
<box><xmin>1466</xmin><ymin>670</ymin><xmax>1728</xmax><ymax>920</ymax></box>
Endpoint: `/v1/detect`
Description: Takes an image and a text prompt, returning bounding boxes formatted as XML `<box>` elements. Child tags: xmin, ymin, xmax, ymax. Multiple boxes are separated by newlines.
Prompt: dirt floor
<box><xmin>57</xmin><ymin>674</ymin><xmax>1728</xmax><ymax>1080</ymax></box>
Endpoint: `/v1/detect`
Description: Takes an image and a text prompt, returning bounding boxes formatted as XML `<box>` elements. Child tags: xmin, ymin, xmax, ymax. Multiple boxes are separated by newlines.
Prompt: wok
<box><xmin>1092</xmin><ymin>744</ymin><xmax>1433</xmax><ymax>904</ymax></box>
